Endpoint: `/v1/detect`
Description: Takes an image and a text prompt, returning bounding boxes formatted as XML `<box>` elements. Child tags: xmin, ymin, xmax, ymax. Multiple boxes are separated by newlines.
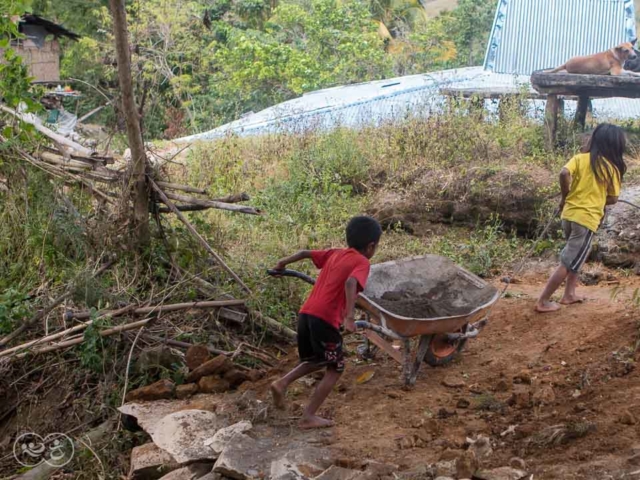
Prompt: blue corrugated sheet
<box><xmin>484</xmin><ymin>0</ymin><xmax>637</xmax><ymax>74</ymax></box>
<box><xmin>176</xmin><ymin>0</ymin><xmax>640</xmax><ymax>143</ymax></box>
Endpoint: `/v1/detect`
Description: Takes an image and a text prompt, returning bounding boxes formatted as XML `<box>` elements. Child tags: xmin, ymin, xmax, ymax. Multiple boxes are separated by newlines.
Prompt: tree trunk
<box><xmin>109</xmin><ymin>0</ymin><xmax>149</xmax><ymax>248</ymax></box>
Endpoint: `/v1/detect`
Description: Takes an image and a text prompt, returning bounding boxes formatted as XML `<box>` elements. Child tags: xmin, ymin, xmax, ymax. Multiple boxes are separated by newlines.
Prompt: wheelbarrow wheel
<box><xmin>423</xmin><ymin>333</ymin><xmax>467</xmax><ymax>367</ymax></box>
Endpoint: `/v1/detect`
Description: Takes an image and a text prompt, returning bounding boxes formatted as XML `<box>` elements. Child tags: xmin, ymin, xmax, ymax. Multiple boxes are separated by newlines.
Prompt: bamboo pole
<box><xmin>149</xmin><ymin>178</ymin><xmax>252</xmax><ymax>293</ymax></box>
<box><xmin>64</xmin><ymin>299</ymin><xmax>245</xmax><ymax>321</ymax></box>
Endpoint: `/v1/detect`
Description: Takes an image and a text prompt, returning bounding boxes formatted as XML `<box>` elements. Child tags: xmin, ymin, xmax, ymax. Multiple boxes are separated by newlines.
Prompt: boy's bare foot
<box><xmin>270</xmin><ymin>381</ymin><xmax>286</xmax><ymax>410</ymax></box>
<box><xmin>298</xmin><ymin>415</ymin><xmax>334</xmax><ymax>429</ymax></box>
<box><xmin>535</xmin><ymin>300</ymin><xmax>561</xmax><ymax>313</ymax></box>
<box><xmin>559</xmin><ymin>295</ymin><xmax>585</xmax><ymax>305</ymax></box>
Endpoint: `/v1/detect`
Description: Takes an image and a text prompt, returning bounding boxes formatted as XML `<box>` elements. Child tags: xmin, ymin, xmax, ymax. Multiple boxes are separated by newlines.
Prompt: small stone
<box><xmin>125</xmin><ymin>379</ymin><xmax>175</xmax><ymax>403</ymax></box>
<box><xmin>129</xmin><ymin>443</ymin><xmax>178</xmax><ymax>480</ymax></box>
<box><xmin>455</xmin><ymin>450</ymin><xmax>478</xmax><ymax>479</ymax></box>
<box><xmin>494</xmin><ymin>380</ymin><xmax>510</xmax><ymax>392</ymax></box>
<box><xmin>186</xmin><ymin>355</ymin><xmax>231</xmax><ymax>383</ymax></box>
<box><xmin>434</xmin><ymin>460</ymin><xmax>456</xmax><ymax>478</ymax></box>
<box><xmin>619</xmin><ymin>409</ymin><xmax>637</xmax><ymax>425</ymax></box>
<box><xmin>442</xmin><ymin>377</ymin><xmax>466</xmax><ymax>389</ymax></box>
<box><xmin>468</xmin><ymin>384</ymin><xmax>483</xmax><ymax>394</ymax></box>
<box><xmin>456</xmin><ymin>398</ymin><xmax>471</xmax><ymax>409</ymax></box>
<box><xmin>474</xmin><ymin>466</ymin><xmax>528</xmax><ymax>480</ymax></box>
<box><xmin>467</xmin><ymin>435</ymin><xmax>492</xmax><ymax>461</ymax></box>
<box><xmin>185</xmin><ymin>345</ymin><xmax>211</xmax><ymax>371</ymax></box>
<box><xmin>508</xmin><ymin>386</ymin><xmax>531</xmax><ymax>409</ymax></box>
<box><xmin>509</xmin><ymin>457</ymin><xmax>526</xmax><ymax>470</ymax></box>
<box><xmin>135</xmin><ymin>346</ymin><xmax>183</xmax><ymax>375</ymax></box>
<box><xmin>223</xmin><ymin>369</ymin><xmax>249</xmax><ymax>388</ymax></box>
<box><xmin>532</xmin><ymin>385</ymin><xmax>556</xmax><ymax>405</ymax></box>
<box><xmin>198</xmin><ymin>376</ymin><xmax>231</xmax><ymax>394</ymax></box>
<box><xmin>437</xmin><ymin>408</ymin><xmax>456</xmax><ymax>419</ymax></box>
<box><xmin>573</xmin><ymin>402</ymin><xmax>586</xmax><ymax>413</ymax></box>
<box><xmin>175</xmin><ymin>383</ymin><xmax>198</xmax><ymax>399</ymax></box>
<box><xmin>513</xmin><ymin>371</ymin><xmax>532</xmax><ymax>385</ymax></box>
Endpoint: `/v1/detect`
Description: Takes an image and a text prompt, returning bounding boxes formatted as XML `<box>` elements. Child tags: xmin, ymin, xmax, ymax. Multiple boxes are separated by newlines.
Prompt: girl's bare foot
<box><xmin>559</xmin><ymin>295</ymin><xmax>585</xmax><ymax>305</ymax></box>
<box><xmin>535</xmin><ymin>300</ymin><xmax>561</xmax><ymax>313</ymax></box>
<box><xmin>270</xmin><ymin>381</ymin><xmax>286</xmax><ymax>410</ymax></box>
<box><xmin>298</xmin><ymin>415</ymin><xmax>334</xmax><ymax>429</ymax></box>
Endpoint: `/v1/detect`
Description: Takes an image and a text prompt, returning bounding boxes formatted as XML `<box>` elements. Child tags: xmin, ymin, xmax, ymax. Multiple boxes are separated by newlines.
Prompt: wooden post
<box><xmin>574</xmin><ymin>96</ymin><xmax>589</xmax><ymax>130</ymax></box>
<box><xmin>109</xmin><ymin>0</ymin><xmax>149</xmax><ymax>249</ymax></box>
<box><xmin>544</xmin><ymin>94</ymin><xmax>559</xmax><ymax>150</ymax></box>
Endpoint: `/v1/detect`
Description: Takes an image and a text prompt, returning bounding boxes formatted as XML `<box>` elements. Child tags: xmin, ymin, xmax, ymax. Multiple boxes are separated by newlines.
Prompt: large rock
<box><xmin>126</xmin><ymin>379</ymin><xmax>176</xmax><ymax>403</ymax></box>
<box><xmin>150</xmin><ymin>410</ymin><xmax>225</xmax><ymax>463</ymax></box>
<box><xmin>158</xmin><ymin>463</ymin><xmax>214</xmax><ymax>480</ymax></box>
<box><xmin>186</xmin><ymin>345</ymin><xmax>211</xmax><ymax>371</ymax></box>
<box><xmin>187</xmin><ymin>356</ymin><xmax>231</xmax><ymax>383</ymax></box>
<box><xmin>595</xmin><ymin>185</ymin><xmax>640</xmax><ymax>269</ymax></box>
<box><xmin>214</xmin><ymin>433</ymin><xmax>272</xmax><ymax>479</ymax></box>
<box><xmin>204</xmin><ymin>421</ymin><xmax>253</xmax><ymax>455</ymax></box>
<box><xmin>119</xmin><ymin>399</ymin><xmax>209</xmax><ymax>434</ymax></box>
<box><xmin>176</xmin><ymin>383</ymin><xmax>199</xmax><ymax>399</ymax></box>
<box><xmin>474</xmin><ymin>467</ymin><xmax>529</xmax><ymax>480</ymax></box>
<box><xmin>129</xmin><ymin>443</ymin><xmax>179</xmax><ymax>480</ymax></box>
<box><xmin>270</xmin><ymin>446</ymin><xmax>333</xmax><ymax>479</ymax></box>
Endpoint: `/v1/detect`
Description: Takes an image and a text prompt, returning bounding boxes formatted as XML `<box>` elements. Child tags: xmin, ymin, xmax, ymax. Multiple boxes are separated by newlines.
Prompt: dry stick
<box><xmin>0</xmin><ymin>303</ymin><xmax>139</xmax><ymax>358</ymax></box>
<box><xmin>162</xmin><ymin>190</ymin><xmax>261</xmax><ymax>215</ymax></box>
<box><xmin>13</xmin><ymin>318</ymin><xmax>153</xmax><ymax>359</ymax></box>
<box><xmin>156</xmin><ymin>181</ymin><xmax>207</xmax><ymax>195</ymax></box>
<box><xmin>252</xmin><ymin>310</ymin><xmax>296</xmax><ymax>341</ymax></box>
<box><xmin>150</xmin><ymin>178</ymin><xmax>252</xmax><ymax>294</ymax></box>
<box><xmin>156</xmin><ymin>193</ymin><xmax>251</xmax><ymax>213</ymax></box>
<box><xmin>120</xmin><ymin>326</ymin><xmax>145</xmax><ymax>412</ymax></box>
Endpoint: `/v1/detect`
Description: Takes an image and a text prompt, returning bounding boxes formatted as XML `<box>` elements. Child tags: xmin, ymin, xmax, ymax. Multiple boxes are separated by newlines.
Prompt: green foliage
<box><xmin>0</xmin><ymin>288</ymin><xmax>31</xmax><ymax>335</ymax></box>
<box><xmin>78</xmin><ymin>312</ymin><xmax>109</xmax><ymax>373</ymax></box>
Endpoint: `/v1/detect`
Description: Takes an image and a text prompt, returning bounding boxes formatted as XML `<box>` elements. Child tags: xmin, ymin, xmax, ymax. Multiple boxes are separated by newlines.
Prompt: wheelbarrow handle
<box><xmin>266</xmin><ymin>269</ymin><xmax>316</xmax><ymax>285</ymax></box>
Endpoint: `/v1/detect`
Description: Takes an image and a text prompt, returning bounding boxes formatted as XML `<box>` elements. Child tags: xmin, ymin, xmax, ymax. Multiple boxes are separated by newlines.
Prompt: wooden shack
<box><xmin>2</xmin><ymin>14</ymin><xmax>80</xmax><ymax>84</ymax></box>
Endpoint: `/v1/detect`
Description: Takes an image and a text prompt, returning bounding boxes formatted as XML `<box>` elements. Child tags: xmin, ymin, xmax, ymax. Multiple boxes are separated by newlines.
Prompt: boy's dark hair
<box><xmin>581</xmin><ymin>123</ymin><xmax>627</xmax><ymax>188</ymax></box>
<box><xmin>346</xmin><ymin>216</ymin><xmax>382</xmax><ymax>251</ymax></box>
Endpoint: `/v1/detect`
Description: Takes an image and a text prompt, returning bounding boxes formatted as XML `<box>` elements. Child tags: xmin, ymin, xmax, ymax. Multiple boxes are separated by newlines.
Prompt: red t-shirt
<box><xmin>300</xmin><ymin>248</ymin><xmax>371</xmax><ymax>329</ymax></box>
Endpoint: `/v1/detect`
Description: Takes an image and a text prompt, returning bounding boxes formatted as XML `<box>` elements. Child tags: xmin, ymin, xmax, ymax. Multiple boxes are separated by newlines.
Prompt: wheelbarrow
<box><xmin>268</xmin><ymin>254</ymin><xmax>499</xmax><ymax>387</ymax></box>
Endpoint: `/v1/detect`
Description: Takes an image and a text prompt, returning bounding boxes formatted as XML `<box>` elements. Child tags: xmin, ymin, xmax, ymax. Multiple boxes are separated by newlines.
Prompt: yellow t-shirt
<box><xmin>561</xmin><ymin>153</ymin><xmax>621</xmax><ymax>232</ymax></box>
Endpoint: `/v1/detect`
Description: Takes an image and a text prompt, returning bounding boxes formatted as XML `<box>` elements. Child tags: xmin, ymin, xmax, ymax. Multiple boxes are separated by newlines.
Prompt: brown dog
<box><xmin>549</xmin><ymin>39</ymin><xmax>639</xmax><ymax>75</ymax></box>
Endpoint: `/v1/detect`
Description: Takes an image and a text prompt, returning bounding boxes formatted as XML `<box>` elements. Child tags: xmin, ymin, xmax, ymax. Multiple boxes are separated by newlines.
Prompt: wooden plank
<box><xmin>574</xmin><ymin>96</ymin><xmax>590</xmax><ymax>129</ymax></box>
<box><xmin>531</xmin><ymin>71</ymin><xmax>640</xmax><ymax>98</ymax></box>
<box><xmin>364</xmin><ymin>330</ymin><xmax>402</xmax><ymax>364</ymax></box>
<box><xmin>544</xmin><ymin>95</ymin><xmax>559</xmax><ymax>150</ymax></box>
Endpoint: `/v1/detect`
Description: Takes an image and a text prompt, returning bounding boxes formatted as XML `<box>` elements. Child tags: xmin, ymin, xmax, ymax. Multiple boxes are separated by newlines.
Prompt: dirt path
<box><xmin>257</xmin><ymin>265</ymin><xmax>640</xmax><ymax>479</ymax></box>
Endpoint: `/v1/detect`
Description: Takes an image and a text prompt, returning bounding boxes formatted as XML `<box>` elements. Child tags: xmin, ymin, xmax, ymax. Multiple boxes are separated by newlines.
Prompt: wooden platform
<box><xmin>530</xmin><ymin>71</ymin><xmax>640</xmax><ymax>148</ymax></box>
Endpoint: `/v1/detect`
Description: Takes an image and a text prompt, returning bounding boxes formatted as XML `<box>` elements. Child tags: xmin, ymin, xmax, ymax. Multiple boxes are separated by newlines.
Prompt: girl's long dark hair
<box><xmin>581</xmin><ymin>123</ymin><xmax>627</xmax><ymax>188</ymax></box>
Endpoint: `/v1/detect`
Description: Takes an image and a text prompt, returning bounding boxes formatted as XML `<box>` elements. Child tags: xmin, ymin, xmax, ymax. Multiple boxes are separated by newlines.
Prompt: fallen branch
<box><xmin>156</xmin><ymin>204</ymin><xmax>211</xmax><ymax>213</ymax></box>
<box><xmin>150</xmin><ymin>178</ymin><xmax>252</xmax><ymax>293</ymax></box>
<box><xmin>157</xmin><ymin>181</ymin><xmax>207</xmax><ymax>195</ymax></box>
<box><xmin>0</xmin><ymin>104</ymin><xmax>93</xmax><ymax>155</ymax></box>
<box><xmin>251</xmin><ymin>311</ymin><xmax>296</xmax><ymax>341</ymax></box>
<box><xmin>162</xmin><ymin>190</ymin><xmax>261</xmax><ymax>215</ymax></box>
<box><xmin>156</xmin><ymin>193</ymin><xmax>251</xmax><ymax>213</ymax></box>
<box><xmin>213</xmin><ymin>192</ymin><xmax>250</xmax><ymax>204</ymax></box>
<box><xmin>64</xmin><ymin>299</ymin><xmax>245</xmax><ymax>321</ymax></box>
<box><xmin>0</xmin><ymin>260</ymin><xmax>114</xmax><ymax>348</ymax></box>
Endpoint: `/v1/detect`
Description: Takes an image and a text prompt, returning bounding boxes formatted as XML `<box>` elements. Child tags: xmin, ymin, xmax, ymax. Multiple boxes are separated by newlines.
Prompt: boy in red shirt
<box><xmin>270</xmin><ymin>216</ymin><xmax>382</xmax><ymax>429</ymax></box>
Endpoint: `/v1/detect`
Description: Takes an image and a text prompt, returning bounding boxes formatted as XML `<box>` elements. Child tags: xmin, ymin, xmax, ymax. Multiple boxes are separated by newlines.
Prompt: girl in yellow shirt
<box><xmin>536</xmin><ymin>124</ymin><xmax>627</xmax><ymax>313</ymax></box>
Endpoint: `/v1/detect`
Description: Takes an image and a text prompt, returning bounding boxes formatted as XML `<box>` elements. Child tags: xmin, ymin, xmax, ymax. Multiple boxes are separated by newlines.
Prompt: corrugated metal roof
<box><xmin>484</xmin><ymin>0</ymin><xmax>637</xmax><ymax>74</ymax></box>
<box><xmin>175</xmin><ymin>0</ymin><xmax>640</xmax><ymax>143</ymax></box>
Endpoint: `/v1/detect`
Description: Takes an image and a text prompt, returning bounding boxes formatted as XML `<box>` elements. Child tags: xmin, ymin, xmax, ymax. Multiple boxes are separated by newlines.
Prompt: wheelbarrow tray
<box><xmin>357</xmin><ymin>255</ymin><xmax>500</xmax><ymax>337</ymax></box>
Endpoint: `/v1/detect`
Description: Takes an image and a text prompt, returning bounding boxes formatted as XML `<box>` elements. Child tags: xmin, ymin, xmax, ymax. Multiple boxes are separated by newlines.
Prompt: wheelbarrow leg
<box><xmin>408</xmin><ymin>335</ymin><xmax>431</xmax><ymax>386</ymax></box>
<box><xmin>402</xmin><ymin>339</ymin><xmax>413</xmax><ymax>387</ymax></box>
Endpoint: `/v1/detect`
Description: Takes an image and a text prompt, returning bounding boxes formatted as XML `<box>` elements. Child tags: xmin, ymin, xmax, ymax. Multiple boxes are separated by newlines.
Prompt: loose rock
<box><xmin>204</xmin><ymin>421</ymin><xmax>253</xmax><ymax>455</ymax></box>
<box><xmin>314</xmin><ymin>466</ymin><xmax>362</xmax><ymax>480</ymax></box>
<box><xmin>198</xmin><ymin>376</ymin><xmax>231</xmax><ymax>394</ymax></box>
<box><xmin>224</xmin><ymin>369</ymin><xmax>249</xmax><ymax>388</ymax></box>
<box><xmin>126</xmin><ymin>379</ymin><xmax>176</xmax><ymax>403</ymax></box>
<box><xmin>442</xmin><ymin>377</ymin><xmax>466</xmax><ymax>389</ymax></box>
<box><xmin>214</xmin><ymin>433</ymin><xmax>269</xmax><ymax>479</ymax></box>
<box><xmin>151</xmin><ymin>410</ymin><xmax>224</xmax><ymax>463</ymax></box>
<box><xmin>176</xmin><ymin>383</ymin><xmax>199</xmax><ymax>399</ymax></box>
<box><xmin>187</xmin><ymin>355</ymin><xmax>231</xmax><ymax>383</ymax></box>
<box><xmin>467</xmin><ymin>435</ymin><xmax>492</xmax><ymax>461</ymax></box>
<box><xmin>532</xmin><ymin>385</ymin><xmax>555</xmax><ymax>406</ymax></box>
<box><xmin>270</xmin><ymin>446</ymin><xmax>334</xmax><ymax>479</ymax></box>
<box><xmin>455</xmin><ymin>450</ymin><xmax>478</xmax><ymax>479</ymax></box>
<box><xmin>509</xmin><ymin>457</ymin><xmax>526</xmax><ymax>470</ymax></box>
<box><xmin>456</xmin><ymin>398</ymin><xmax>470</xmax><ymax>409</ymax></box>
<box><xmin>434</xmin><ymin>460</ymin><xmax>456</xmax><ymax>478</ymax></box>
<box><xmin>619</xmin><ymin>409</ymin><xmax>637</xmax><ymax>425</ymax></box>
<box><xmin>186</xmin><ymin>345</ymin><xmax>212</xmax><ymax>371</ymax></box>
<box><xmin>135</xmin><ymin>346</ymin><xmax>184</xmax><ymax>375</ymax></box>
<box><xmin>474</xmin><ymin>467</ymin><xmax>528</xmax><ymax>480</ymax></box>
<box><xmin>508</xmin><ymin>386</ymin><xmax>531</xmax><ymax>409</ymax></box>
<box><xmin>158</xmin><ymin>463</ymin><xmax>214</xmax><ymax>480</ymax></box>
<box><xmin>129</xmin><ymin>443</ymin><xmax>178</xmax><ymax>480</ymax></box>
<box><xmin>513</xmin><ymin>371</ymin><xmax>532</xmax><ymax>385</ymax></box>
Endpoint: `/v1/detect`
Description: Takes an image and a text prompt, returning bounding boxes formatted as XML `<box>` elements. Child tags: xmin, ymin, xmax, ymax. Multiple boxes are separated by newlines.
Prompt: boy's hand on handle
<box><xmin>344</xmin><ymin>316</ymin><xmax>356</xmax><ymax>333</ymax></box>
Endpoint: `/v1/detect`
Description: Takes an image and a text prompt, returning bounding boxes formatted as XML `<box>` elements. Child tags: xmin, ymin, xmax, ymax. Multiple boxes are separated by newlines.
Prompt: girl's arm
<box><xmin>273</xmin><ymin>250</ymin><xmax>313</xmax><ymax>271</ymax></box>
<box><xmin>559</xmin><ymin>168</ymin><xmax>571</xmax><ymax>211</ymax></box>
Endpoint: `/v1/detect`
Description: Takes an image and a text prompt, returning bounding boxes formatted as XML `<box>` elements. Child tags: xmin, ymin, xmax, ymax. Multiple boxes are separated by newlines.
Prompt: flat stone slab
<box><xmin>129</xmin><ymin>443</ymin><xmax>179</xmax><ymax>480</ymax></box>
<box><xmin>313</xmin><ymin>465</ymin><xmax>363</xmax><ymax>480</ymax></box>
<box><xmin>158</xmin><ymin>463</ymin><xmax>214</xmax><ymax>480</ymax></box>
<box><xmin>151</xmin><ymin>410</ymin><xmax>225</xmax><ymax>463</ymax></box>
<box><xmin>204</xmin><ymin>421</ymin><xmax>253</xmax><ymax>455</ymax></box>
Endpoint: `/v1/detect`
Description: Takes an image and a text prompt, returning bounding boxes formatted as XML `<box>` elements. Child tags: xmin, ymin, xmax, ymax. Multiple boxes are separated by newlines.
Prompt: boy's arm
<box><xmin>343</xmin><ymin>277</ymin><xmax>358</xmax><ymax>332</ymax></box>
<box><xmin>273</xmin><ymin>250</ymin><xmax>313</xmax><ymax>271</ymax></box>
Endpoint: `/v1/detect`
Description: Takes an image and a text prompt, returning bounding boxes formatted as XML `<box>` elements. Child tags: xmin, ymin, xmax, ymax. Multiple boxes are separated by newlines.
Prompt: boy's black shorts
<box><xmin>297</xmin><ymin>313</ymin><xmax>345</xmax><ymax>373</ymax></box>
